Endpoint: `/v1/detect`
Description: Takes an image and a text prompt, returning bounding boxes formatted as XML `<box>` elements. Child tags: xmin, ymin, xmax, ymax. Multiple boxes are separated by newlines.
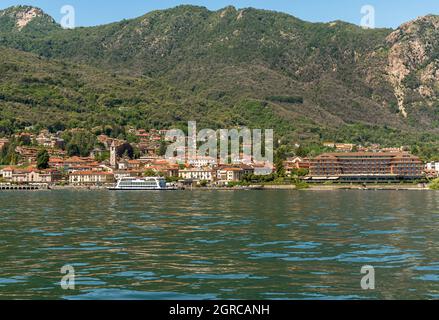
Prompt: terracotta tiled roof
<box><xmin>70</xmin><ymin>171</ymin><xmax>113</xmax><ymax>175</ymax></box>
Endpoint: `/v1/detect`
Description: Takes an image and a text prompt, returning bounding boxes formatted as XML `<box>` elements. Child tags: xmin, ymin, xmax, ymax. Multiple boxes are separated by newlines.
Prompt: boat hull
<box><xmin>110</xmin><ymin>176</ymin><xmax>176</xmax><ymax>191</ymax></box>
<box><xmin>108</xmin><ymin>187</ymin><xmax>177</xmax><ymax>191</ymax></box>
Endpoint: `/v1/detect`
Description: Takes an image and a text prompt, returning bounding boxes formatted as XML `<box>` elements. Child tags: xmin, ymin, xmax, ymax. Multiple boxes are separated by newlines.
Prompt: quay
<box><xmin>0</xmin><ymin>183</ymin><xmax>49</xmax><ymax>191</ymax></box>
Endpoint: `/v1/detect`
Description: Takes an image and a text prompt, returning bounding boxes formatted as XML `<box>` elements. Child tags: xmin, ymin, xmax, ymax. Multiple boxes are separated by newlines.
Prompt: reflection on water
<box><xmin>0</xmin><ymin>190</ymin><xmax>438</xmax><ymax>299</ymax></box>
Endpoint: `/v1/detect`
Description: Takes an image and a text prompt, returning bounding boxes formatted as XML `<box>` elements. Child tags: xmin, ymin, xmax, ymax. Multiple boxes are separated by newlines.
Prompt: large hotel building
<box><xmin>309</xmin><ymin>152</ymin><xmax>423</xmax><ymax>182</ymax></box>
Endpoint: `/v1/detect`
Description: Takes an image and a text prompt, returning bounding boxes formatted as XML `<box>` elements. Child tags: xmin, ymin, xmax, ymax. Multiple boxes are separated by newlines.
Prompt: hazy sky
<box><xmin>1</xmin><ymin>0</ymin><xmax>439</xmax><ymax>29</ymax></box>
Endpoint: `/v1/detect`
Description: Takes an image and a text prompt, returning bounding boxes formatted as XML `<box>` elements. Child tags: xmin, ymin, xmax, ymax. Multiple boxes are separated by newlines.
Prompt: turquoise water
<box><xmin>0</xmin><ymin>190</ymin><xmax>438</xmax><ymax>299</ymax></box>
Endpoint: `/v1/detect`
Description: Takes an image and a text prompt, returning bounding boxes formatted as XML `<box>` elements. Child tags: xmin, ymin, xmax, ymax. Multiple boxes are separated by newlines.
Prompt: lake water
<box><xmin>0</xmin><ymin>190</ymin><xmax>438</xmax><ymax>300</ymax></box>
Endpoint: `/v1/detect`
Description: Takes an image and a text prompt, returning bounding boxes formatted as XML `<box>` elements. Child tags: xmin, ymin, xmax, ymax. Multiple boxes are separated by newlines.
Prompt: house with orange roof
<box><xmin>117</xmin><ymin>159</ymin><xmax>143</xmax><ymax>170</ymax></box>
<box><xmin>48</xmin><ymin>157</ymin><xmax>65</xmax><ymax>168</ymax></box>
<box><xmin>216</xmin><ymin>167</ymin><xmax>244</xmax><ymax>182</ymax></box>
<box><xmin>63</xmin><ymin>156</ymin><xmax>96</xmax><ymax>167</ymax></box>
<box><xmin>69</xmin><ymin>171</ymin><xmax>115</xmax><ymax>185</ymax></box>
<box><xmin>36</xmin><ymin>130</ymin><xmax>65</xmax><ymax>149</ymax></box>
<box><xmin>216</xmin><ymin>165</ymin><xmax>254</xmax><ymax>183</ymax></box>
<box><xmin>15</xmin><ymin>146</ymin><xmax>39</xmax><ymax>163</ymax></box>
<box><xmin>67</xmin><ymin>164</ymin><xmax>104</xmax><ymax>174</ymax></box>
<box><xmin>8</xmin><ymin>167</ymin><xmax>62</xmax><ymax>184</ymax></box>
<box><xmin>252</xmin><ymin>162</ymin><xmax>274</xmax><ymax>175</ymax></box>
<box><xmin>309</xmin><ymin>152</ymin><xmax>423</xmax><ymax>182</ymax></box>
<box><xmin>283</xmin><ymin>157</ymin><xmax>311</xmax><ymax>175</ymax></box>
<box><xmin>335</xmin><ymin>143</ymin><xmax>355</xmax><ymax>152</ymax></box>
<box><xmin>152</xmin><ymin>165</ymin><xmax>179</xmax><ymax>177</ymax></box>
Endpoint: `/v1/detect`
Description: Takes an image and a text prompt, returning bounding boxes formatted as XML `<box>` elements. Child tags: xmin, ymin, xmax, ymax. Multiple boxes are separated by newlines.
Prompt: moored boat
<box><xmin>109</xmin><ymin>177</ymin><xmax>175</xmax><ymax>190</ymax></box>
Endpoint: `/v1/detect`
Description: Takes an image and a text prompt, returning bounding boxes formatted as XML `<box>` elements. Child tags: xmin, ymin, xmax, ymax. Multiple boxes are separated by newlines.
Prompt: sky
<box><xmin>1</xmin><ymin>0</ymin><xmax>439</xmax><ymax>29</ymax></box>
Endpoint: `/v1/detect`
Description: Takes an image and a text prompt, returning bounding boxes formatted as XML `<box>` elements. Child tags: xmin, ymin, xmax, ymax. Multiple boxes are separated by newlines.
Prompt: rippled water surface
<box><xmin>0</xmin><ymin>190</ymin><xmax>438</xmax><ymax>299</ymax></box>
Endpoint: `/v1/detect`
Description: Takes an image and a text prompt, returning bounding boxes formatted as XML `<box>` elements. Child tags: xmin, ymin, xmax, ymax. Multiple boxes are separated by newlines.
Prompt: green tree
<box><xmin>62</xmin><ymin>130</ymin><xmax>96</xmax><ymax>157</ymax></box>
<box><xmin>1</xmin><ymin>141</ymin><xmax>19</xmax><ymax>165</ymax></box>
<box><xmin>117</xmin><ymin>143</ymin><xmax>134</xmax><ymax>159</ymax></box>
<box><xmin>275</xmin><ymin>158</ymin><xmax>286</xmax><ymax>177</ymax></box>
<box><xmin>429</xmin><ymin>178</ymin><xmax>439</xmax><ymax>190</ymax></box>
<box><xmin>36</xmin><ymin>149</ymin><xmax>50</xmax><ymax>169</ymax></box>
<box><xmin>144</xmin><ymin>169</ymin><xmax>157</xmax><ymax>177</ymax></box>
<box><xmin>157</xmin><ymin>140</ymin><xmax>167</xmax><ymax>156</ymax></box>
<box><xmin>295</xmin><ymin>145</ymin><xmax>308</xmax><ymax>157</ymax></box>
<box><xmin>18</xmin><ymin>135</ymin><xmax>31</xmax><ymax>146</ymax></box>
<box><xmin>199</xmin><ymin>180</ymin><xmax>208</xmax><ymax>187</ymax></box>
<box><xmin>66</xmin><ymin>143</ymin><xmax>80</xmax><ymax>157</ymax></box>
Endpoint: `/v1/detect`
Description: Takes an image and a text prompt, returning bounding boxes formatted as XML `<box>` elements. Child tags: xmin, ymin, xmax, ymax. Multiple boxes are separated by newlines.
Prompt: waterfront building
<box><xmin>425</xmin><ymin>169</ymin><xmax>438</xmax><ymax>179</ymax></box>
<box><xmin>216</xmin><ymin>166</ymin><xmax>252</xmax><ymax>183</ymax></box>
<box><xmin>284</xmin><ymin>157</ymin><xmax>311</xmax><ymax>175</ymax></box>
<box><xmin>425</xmin><ymin>162</ymin><xmax>439</xmax><ymax>178</ymax></box>
<box><xmin>0</xmin><ymin>166</ymin><xmax>14</xmax><ymax>180</ymax></box>
<box><xmin>179</xmin><ymin>167</ymin><xmax>214</xmax><ymax>182</ymax></box>
<box><xmin>252</xmin><ymin>162</ymin><xmax>274</xmax><ymax>176</ymax></box>
<box><xmin>309</xmin><ymin>152</ymin><xmax>423</xmax><ymax>182</ymax></box>
<box><xmin>163</xmin><ymin>165</ymin><xmax>180</xmax><ymax>177</ymax></box>
<box><xmin>216</xmin><ymin>167</ymin><xmax>243</xmax><ymax>182</ymax></box>
<box><xmin>426</xmin><ymin>161</ymin><xmax>439</xmax><ymax>172</ymax></box>
<box><xmin>5</xmin><ymin>167</ymin><xmax>62</xmax><ymax>184</ymax></box>
<box><xmin>69</xmin><ymin>171</ymin><xmax>115</xmax><ymax>185</ymax></box>
<box><xmin>216</xmin><ymin>165</ymin><xmax>254</xmax><ymax>183</ymax></box>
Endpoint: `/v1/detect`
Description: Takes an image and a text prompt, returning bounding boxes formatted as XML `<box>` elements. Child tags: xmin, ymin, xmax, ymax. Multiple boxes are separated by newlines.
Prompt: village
<box><xmin>0</xmin><ymin>128</ymin><xmax>272</xmax><ymax>188</ymax></box>
<box><xmin>0</xmin><ymin>128</ymin><xmax>436</xmax><ymax>189</ymax></box>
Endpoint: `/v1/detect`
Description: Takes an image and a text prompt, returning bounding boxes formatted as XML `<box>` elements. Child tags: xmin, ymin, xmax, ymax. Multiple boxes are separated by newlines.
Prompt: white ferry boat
<box><xmin>109</xmin><ymin>177</ymin><xmax>172</xmax><ymax>190</ymax></box>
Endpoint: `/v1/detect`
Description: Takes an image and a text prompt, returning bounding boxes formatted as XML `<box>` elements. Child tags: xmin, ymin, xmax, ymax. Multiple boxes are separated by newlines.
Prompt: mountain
<box><xmin>387</xmin><ymin>15</ymin><xmax>439</xmax><ymax>120</ymax></box>
<box><xmin>0</xmin><ymin>46</ymin><xmax>291</xmax><ymax>138</ymax></box>
<box><xmin>1</xmin><ymin>5</ymin><xmax>439</xmax><ymax>154</ymax></box>
<box><xmin>0</xmin><ymin>5</ymin><xmax>59</xmax><ymax>34</ymax></box>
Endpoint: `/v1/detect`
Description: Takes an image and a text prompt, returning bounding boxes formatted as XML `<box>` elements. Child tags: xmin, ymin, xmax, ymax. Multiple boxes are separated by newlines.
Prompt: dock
<box><xmin>0</xmin><ymin>184</ymin><xmax>49</xmax><ymax>191</ymax></box>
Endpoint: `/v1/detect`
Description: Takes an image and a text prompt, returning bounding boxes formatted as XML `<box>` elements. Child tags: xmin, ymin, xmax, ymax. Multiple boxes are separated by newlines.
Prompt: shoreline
<box><xmin>0</xmin><ymin>183</ymin><xmax>431</xmax><ymax>191</ymax></box>
<box><xmin>303</xmin><ymin>185</ymin><xmax>429</xmax><ymax>191</ymax></box>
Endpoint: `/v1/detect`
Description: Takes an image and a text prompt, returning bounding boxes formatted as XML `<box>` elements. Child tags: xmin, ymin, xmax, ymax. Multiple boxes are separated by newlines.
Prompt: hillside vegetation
<box><xmin>1</xmin><ymin>5</ymin><xmax>439</xmax><ymax>155</ymax></box>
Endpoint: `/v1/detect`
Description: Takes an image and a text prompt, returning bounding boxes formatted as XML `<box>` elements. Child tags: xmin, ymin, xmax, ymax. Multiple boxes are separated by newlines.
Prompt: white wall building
<box><xmin>426</xmin><ymin>162</ymin><xmax>439</xmax><ymax>172</ymax></box>
<box><xmin>3</xmin><ymin>168</ymin><xmax>61</xmax><ymax>183</ymax></box>
<box><xmin>179</xmin><ymin>168</ymin><xmax>214</xmax><ymax>181</ymax></box>
<box><xmin>426</xmin><ymin>162</ymin><xmax>439</xmax><ymax>178</ymax></box>
<box><xmin>69</xmin><ymin>171</ymin><xmax>114</xmax><ymax>185</ymax></box>
<box><xmin>187</xmin><ymin>156</ymin><xmax>217</xmax><ymax>168</ymax></box>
